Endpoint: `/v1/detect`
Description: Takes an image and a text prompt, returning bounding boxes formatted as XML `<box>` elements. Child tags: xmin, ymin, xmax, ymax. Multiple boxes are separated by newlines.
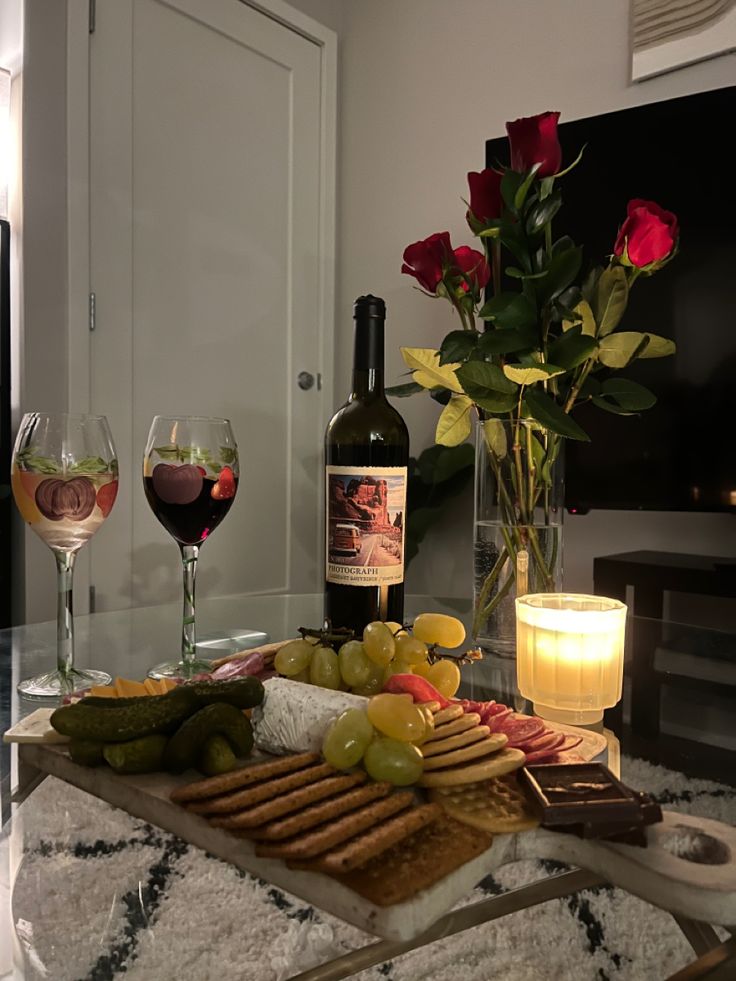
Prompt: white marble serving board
<box><xmin>16</xmin><ymin>742</ymin><xmax>736</xmax><ymax>941</ymax></box>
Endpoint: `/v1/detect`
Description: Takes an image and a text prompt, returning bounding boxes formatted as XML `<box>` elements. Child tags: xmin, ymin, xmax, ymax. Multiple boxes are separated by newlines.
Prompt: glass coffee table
<box><xmin>1</xmin><ymin>594</ymin><xmax>734</xmax><ymax>979</ymax></box>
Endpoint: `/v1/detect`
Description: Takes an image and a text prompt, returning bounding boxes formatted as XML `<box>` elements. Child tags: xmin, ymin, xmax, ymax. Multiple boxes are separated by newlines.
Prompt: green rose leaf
<box><xmin>537</xmin><ymin>246</ymin><xmax>583</xmax><ymax>303</ymax></box>
<box><xmin>482</xmin><ymin>418</ymin><xmax>507</xmax><ymax>459</ymax></box>
<box><xmin>594</xmin><ymin>265</ymin><xmax>629</xmax><ymax>336</ymax></box>
<box><xmin>386</xmin><ymin>381</ymin><xmax>425</xmax><ymax>397</ymax></box>
<box><xmin>591</xmin><ymin>396</ymin><xmax>637</xmax><ymax>415</ymax></box>
<box><xmin>503</xmin><ymin>363</ymin><xmax>565</xmax><ymax>385</ymax></box>
<box><xmin>435</xmin><ymin>395</ymin><xmax>473</xmax><ymax>447</ymax></box>
<box><xmin>525</xmin><ymin>189</ymin><xmax>562</xmax><ymax>236</ymax></box>
<box><xmin>470</xmin><ymin>391</ymin><xmax>518</xmax><ymax>413</ymax></box>
<box><xmin>523</xmin><ymin>389</ymin><xmax>590</xmax><ymax>441</ymax></box>
<box><xmin>477</xmin><ymin>327</ymin><xmax>535</xmax><ymax>356</ymax></box>
<box><xmin>599</xmin><ymin>377</ymin><xmax>657</xmax><ymax>411</ymax></box>
<box><xmin>598</xmin><ymin>332</ymin><xmax>675</xmax><ymax>368</ymax></box>
<box><xmin>439</xmin><ymin>330</ymin><xmax>479</xmax><ymax>366</ymax></box>
<box><xmin>401</xmin><ymin>347</ymin><xmax>464</xmax><ymax>393</ymax></box>
<box><xmin>562</xmin><ymin>298</ymin><xmax>596</xmax><ymax>336</ymax></box>
<box><xmin>478</xmin><ymin>292</ymin><xmax>537</xmax><ymax>330</ymax></box>
<box><xmin>501</xmin><ymin>170</ymin><xmax>524</xmax><ymax>213</ymax></box>
<box><xmin>456</xmin><ymin>360</ymin><xmax>518</xmax><ymax>396</ymax></box>
<box><xmin>547</xmin><ymin>331</ymin><xmax>597</xmax><ymax>370</ymax></box>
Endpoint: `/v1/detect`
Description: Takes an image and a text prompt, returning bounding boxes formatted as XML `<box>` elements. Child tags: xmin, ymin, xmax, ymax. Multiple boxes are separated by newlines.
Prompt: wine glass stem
<box><xmin>180</xmin><ymin>544</ymin><xmax>199</xmax><ymax>666</ymax></box>
<box><xmin>55</xmin><ymin>549</ymin><xmax>76</xmax><ymax>681</ymax></box>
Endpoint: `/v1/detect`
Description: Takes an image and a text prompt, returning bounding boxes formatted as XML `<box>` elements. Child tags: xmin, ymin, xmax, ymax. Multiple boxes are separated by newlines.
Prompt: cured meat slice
<box><xmin>482</xmin><ymin>707</ymin><xmax>513</xmax><ymax>727</ymax></box>
<box><xmin>516</xmin><ymin>731</ymin><xmax>566</xmax><ymax>753</ymax></box>
<box><xmin>492</xmin><ymin>715</ymin><xmax>546</xmax><ymax>743</ymax></box>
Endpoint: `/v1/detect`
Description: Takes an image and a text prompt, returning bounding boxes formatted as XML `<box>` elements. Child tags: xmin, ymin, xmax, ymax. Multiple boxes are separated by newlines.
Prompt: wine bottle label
<box><xmin>325</xmin><ymin>465</ymin><xmax>407</xmax><ymax>586</ymax></box>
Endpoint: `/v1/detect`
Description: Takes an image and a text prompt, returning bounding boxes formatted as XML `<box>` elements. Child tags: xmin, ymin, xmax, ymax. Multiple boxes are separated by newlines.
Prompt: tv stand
<box><xmin>593</xmin><ymin>550</ymin><xmax>736</xmax><ymax>738</ymax></box>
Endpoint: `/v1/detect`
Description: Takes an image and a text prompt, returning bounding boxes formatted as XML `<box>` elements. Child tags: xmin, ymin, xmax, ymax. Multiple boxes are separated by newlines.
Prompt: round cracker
<box><xmin>421</xmin><ymin>725</ymin><xmax>490</xmax><ymax>758</ymax></box>
<box><xmin>417</xmin><ymin>700</ymin><xmax>441</xmax><ymax>714</ymax></box>
<box><xmin>418</xmin><ymin>747</ymin><xmax>525</xmax><ymax>787</ymax></box>
<box><xmin>422</xmin><ymin>732</ymin><xmax>508</xmax><ymax>771</ymax></box>
<box><xmin>432</xmin><ymin>704</ymin><xmax>464</xmax><ymax>725</ymax></box>
<box><xmin>424</xmin><ymin>713</ymin><xmax>481</xmax><ymax>741</ymax></box>
<box><xmin>429</xmin><ymin>777</ymin><xmax>539</xmax><ymax>833</ymax></box>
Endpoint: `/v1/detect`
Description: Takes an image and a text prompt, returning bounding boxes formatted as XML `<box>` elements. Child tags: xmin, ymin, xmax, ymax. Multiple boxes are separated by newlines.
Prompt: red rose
<box><xmin>401</xmin><ymin>231</ymin><xmax>452</xmax><ymax>293</ymax></box>
<box><xmin>467</xmin><ymin>169</ymin><xmax>503</xmax><ymax>225</ymax></box>
<box><xmin>506</xmin><ymin>111</ymin><xmax>561</xmax><ymax>177</ymax></box>
<box><xmin>453</xmin><ymin>246</ymin><xmax>490</xmax><ymax>293</ymax></box>
<box><xmin>614</xmin><ymin>199</ymin><xmax>678</xmax><ymax>269</ymax></box>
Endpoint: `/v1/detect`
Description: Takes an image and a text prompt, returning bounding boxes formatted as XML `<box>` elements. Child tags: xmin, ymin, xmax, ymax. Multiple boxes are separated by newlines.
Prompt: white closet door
<box><xmin>87</xmin><ymin>0</ymin><xmax>330</xmax><ymax>611</ymax></box>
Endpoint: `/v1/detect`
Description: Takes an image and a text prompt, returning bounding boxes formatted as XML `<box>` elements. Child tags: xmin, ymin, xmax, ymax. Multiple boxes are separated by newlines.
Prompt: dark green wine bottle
<box><xmin>324</xmin><ymin>295</ymin><xmax>409</xmax><ymax>636</ymax></box>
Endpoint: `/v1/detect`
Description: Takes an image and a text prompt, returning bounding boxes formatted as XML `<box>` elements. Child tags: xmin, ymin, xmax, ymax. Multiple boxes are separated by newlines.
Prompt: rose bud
<box><xmin>467</xmin><ymin>169</ymin><xmax>503</xmax><ymax>227</ymax></box>
<box><xmin>506</xmin><ymin>111</ymin><xmax>562</xmax><ymax>177</ymax></box>
<box><xmin>401</xmin><ymin>231</ymin><xmax>453</xmax><ymax>293</ymax></box>
<box><xmin>614</xmin><ymin>199</ymin><xmax>679</xmax><ymax>270</ymax></box>
<box><xmin>453</xmin><ymin>245</ymin><xmax>490</xmax><ymax>294</ymax></box>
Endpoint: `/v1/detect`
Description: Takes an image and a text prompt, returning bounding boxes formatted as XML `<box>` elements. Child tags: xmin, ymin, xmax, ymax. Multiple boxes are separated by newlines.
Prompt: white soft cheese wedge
<box><xmin>3</xmin><ymin>708</ymin><xmax>70</xmax><ymax>744</ymax></box>
<box><xmin>251</xmin><ymin>677</ymin><xmax>368</xmax><ymax>755</ymax></box>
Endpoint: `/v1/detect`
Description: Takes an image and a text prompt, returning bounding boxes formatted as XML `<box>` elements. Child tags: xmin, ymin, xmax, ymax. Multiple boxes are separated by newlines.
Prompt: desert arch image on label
<box><xmin>326</xmin><ymin>466</ymin><xmax>406</xmax><ymax>586</ymax></box>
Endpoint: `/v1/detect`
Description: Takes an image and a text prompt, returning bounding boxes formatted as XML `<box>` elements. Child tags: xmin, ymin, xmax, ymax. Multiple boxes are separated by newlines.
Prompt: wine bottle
<box><xmin>324</xmin><ymin>295</ymin><xmax>409</xmax><ymax>636</ymax></box>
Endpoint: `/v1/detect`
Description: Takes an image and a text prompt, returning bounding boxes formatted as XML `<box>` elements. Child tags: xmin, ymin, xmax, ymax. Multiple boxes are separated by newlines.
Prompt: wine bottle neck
<box><xmin>351</xmin><ymin>318</ymin><xmax>384</xmax><ymax>399</ymax></box>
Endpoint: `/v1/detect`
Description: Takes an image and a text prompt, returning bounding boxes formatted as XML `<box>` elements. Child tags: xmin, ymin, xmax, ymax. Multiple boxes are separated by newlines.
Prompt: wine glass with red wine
<box><xmin>12</xmin><ymin>412</ymin><xmax>118</xmax><ymax>698</ymax></box>
<box><xmin>143</xmin><ymin>416</ymin><xmax>239</xmax><ymax>680</ymax></box>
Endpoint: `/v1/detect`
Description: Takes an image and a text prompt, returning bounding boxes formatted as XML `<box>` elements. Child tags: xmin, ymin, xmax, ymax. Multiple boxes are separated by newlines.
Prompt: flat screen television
<box><xmin>485</xmin><ymin>86</ymin><xmax>736</xmax><ymax>513</ymax></box>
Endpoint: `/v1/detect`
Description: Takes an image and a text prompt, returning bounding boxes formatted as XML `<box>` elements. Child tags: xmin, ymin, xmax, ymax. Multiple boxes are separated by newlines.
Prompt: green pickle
<box><xmin>164</xmin><ymin>703</ymin><xmax>253</xmax><ymax>774</ymax></box>
<box><xmin>199</xmin><ymin>733</ymin><xmax>237</xmax><ymax>776</ymax></box>
<box><xmin>51</xmin><ymin>687</ymin><xmax>198</xmax><ymax>743</ymax></box>
<box><xmin>68</xmin><ymin>739</ymin><xmax>105</xmax><ymax>767</ymax></box>
<box><xmin>103</xmin><ymin>734</ymin><xmax>169</xmax><ymax>774</ymax></box>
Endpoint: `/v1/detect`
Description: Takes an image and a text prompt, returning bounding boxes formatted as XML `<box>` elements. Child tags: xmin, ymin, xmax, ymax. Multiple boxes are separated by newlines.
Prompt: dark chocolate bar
<box><xmin>519</xmin><ymin>763</ymin><xmax>663</xmax><ymax>850</ymax></box>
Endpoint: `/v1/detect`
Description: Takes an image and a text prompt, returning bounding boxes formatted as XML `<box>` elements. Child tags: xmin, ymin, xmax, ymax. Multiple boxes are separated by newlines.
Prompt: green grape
<box><xmin>381</xmin><ymin>658</ymin><xmax>413</xmax><ymax>685</ymax></box>
<box><xmin>338</xmin><ymin>640</ymin><xmax>375</xmax><ymax>688</ymax></box>
<box><xmin>363</xmin><ymin>621</ymin><xmax>396</xmax><ymax>667</ymax></box>
<box><xmin>367</xmin><ymin>693</ymin><xmax>426</xmax><ymax>742</ymax></box>
<box><xmin>363</xmin><ymin>736</ymin><xmax>424</xmax><ymax>786</ymax></box>
<box><xmin>412</xmin><ymin>613</ymin><xmax>466</xmax><ymax>649</ymax></box>
<box><xmin>394</xmin><ymin>632</ymin><xmax>429</xmax><ymax>666</ymax></box>
<box><xmin>384</xmin><ymin>621</ymin><xmax>404</xmax><ymax>636</ymax></box>
<box><xmin>291</xmin><ymin>667</ymin><xmax>310</xmax><ymax>684</ymax></box>
<box><xmin>274</xmin><ymin>639</ymin><xmax>314</xmax><ymax>676</ymax></box>
<box><xmin>322</xmin><ymin>708</ymin><xmax>374</xmax><ymax>769</ymax></box>
<box><xmin>309</xmin><ymin>646</ymin><xmax>341</xmax><ymax>689</ymax></box>
<box><xmin>425</xmin><ymin>658</ymin><xmax>462</xmax><ymax>698</ymax></box>
<box><xmin>414</xmin><ymin>703</ymin><xmax>435</xmax><ymax>744</ymax></box>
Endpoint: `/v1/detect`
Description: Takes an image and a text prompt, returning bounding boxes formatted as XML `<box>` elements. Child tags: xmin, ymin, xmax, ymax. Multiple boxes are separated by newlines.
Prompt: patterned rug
<box><xmin>6</xmin><ymin>756</ymin><xmax>735</xmax><ymax>981</ymax></box>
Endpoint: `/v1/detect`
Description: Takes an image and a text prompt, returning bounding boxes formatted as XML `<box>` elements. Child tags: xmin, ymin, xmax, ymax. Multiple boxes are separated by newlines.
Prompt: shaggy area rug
<box><xmin>6</xmin><ymin>756</ymin><xmax>735</xmax><ymax>981</ymax></box>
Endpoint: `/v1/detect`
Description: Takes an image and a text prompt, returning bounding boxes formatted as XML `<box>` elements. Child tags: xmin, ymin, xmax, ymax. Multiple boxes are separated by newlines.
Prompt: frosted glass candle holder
<box><xmin>516</xmin><ymin>593</ymin><xmax>627</xmax><ymax>725</ymax></box>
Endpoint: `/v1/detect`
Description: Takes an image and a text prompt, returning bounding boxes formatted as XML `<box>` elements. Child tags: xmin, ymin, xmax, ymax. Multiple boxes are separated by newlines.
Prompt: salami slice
<box><xmin>516</xmin><ymin>731</ymin><xmax>566</xmax><ymax>753</ymax></box>
<box><xmin>492</xmin><ymin>715</ymin><xmax>546</xmax><ymax>743</ymax></box>
<box><xmin>485</xmin><ymin>702</ymin><xmax>512</xmax><ymax>716</ymax></box>
<box><xmin>558</xmin><ymin>736</ymin><xmax>583</xmax><ymax>752</ymax></box>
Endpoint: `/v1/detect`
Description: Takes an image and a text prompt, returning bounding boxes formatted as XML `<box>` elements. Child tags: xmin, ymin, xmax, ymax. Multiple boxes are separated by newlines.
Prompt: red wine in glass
<box><xmin>143</xmin><ymin>467</ymin><xmax>237</xmax><ymax>545</ymax></box>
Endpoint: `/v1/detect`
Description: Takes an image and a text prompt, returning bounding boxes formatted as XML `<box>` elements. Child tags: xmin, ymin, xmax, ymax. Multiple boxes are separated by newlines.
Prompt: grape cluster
<box><xmin>322</xmin><ymin>693</ymin><xmax>437</xmax><ymax>786</ymax></box>
<box><xmin>273</xmin><ymin>613</ymin><xmax>466</xmax><ymax>699</ymax></box>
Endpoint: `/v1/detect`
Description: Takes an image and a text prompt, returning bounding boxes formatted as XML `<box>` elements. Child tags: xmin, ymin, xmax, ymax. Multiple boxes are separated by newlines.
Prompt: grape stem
<box><xmin>298</xmin><ymin>622</ymin><xmax>355</xmax><ymax>647</ymax></box>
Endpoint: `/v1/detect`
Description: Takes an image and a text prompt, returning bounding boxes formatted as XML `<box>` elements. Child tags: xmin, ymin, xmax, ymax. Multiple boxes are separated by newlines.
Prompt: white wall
<box><xmin>334</xmin><ymin>0</ymin><xmax>736</xmax><ymax>598</ymax></box>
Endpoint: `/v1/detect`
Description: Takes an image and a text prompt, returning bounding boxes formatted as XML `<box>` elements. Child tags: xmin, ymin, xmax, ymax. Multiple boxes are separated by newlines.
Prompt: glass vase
<box><xmin>472</xmin><ymin>417</ymin><xmax>564</xmax><ymax>657</ymax></box>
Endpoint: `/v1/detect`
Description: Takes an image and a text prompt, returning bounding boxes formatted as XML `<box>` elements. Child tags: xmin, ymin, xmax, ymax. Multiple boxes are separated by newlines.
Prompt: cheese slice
<box><xmin>3</xmin><ymin>708</ymin><xmax>70</xmax><ymax>744</ymax></box>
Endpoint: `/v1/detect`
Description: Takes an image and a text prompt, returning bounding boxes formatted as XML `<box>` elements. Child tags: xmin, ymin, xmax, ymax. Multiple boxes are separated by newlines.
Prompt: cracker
<box><xmin>207</xmin><ymin>772</ymin><xmax>365</xmax><ymax>829</ymax></box>
<box><xmin>170</xmin><ymin>752</ymin><xmax>321</xmax><ymax>803</ymax></box>
<box><xmin>418</xmin><ymin>700</ymin><xmax>441</xmax><ymax>714</ymax></box>
<box><xmin>248</xmin><ymin>782</ymin><xmax>393</xmax><ymax>841</ymax></box>
<box><xmin>254</xmin><ymin>791</ymin><xmax>414</xmax><ymax>859</ymax></box>
<box><xmin>430</xmin><ymin>774</ymin><xmax>540</xmax><ymax>833</ymax></box>
<box><xmin>421</xmin><ymin>732</ymin><xmax>508</xmax><ymax>771</ymax></box>
<box><xmin>296</xmin><ymin>803</ymin><xmax>442</xmax><ymax>874</ymax></box>
<box><xmin>418</xmin><ymin>747</ymin><xmax>526</xmax><ymax>787</ymax></box>
<box><xmin>421</xmin><ymin>725</ymin><xmax>490</xmax><ymax>758</ymax></box>
<box><xmin>423</xmin><ymin>713</ymin><xmax>480</xmax><ymax>741</ymax></box>
<box><xmin>187</xmin><ymin>762</ymin><xmax>335</xmax><ymax>814</ymax></box>
<box><xmin>332</xmin><ymin>813</ymin><xmax>493</xmax><ymax>906</ymax></box>
<box><xmin>432</xmin><ymin>704</ymin><xmax>465</xmax><ymax>725</ymax></box>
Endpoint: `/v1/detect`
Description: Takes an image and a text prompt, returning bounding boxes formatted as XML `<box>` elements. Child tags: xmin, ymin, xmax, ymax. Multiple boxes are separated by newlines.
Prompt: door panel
<box><xmin>89</xmin><ymin>0</ymin><xmax>326</xmax><ymax>611</ymax></box>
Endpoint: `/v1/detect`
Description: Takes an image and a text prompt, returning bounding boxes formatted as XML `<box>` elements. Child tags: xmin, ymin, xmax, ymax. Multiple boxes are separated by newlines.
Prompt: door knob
<box><xmin>297</xmin><ymin>371</ymin><xmax>315</xmax><ymax>390</ymax></box>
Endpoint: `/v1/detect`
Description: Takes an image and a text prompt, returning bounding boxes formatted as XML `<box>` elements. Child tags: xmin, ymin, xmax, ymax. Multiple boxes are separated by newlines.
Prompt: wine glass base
<box><xmin>148</xmin><ymin>658</ymin><xmax>214</xmax><ymax>681</ymax></box>
<box><xmin>17</xmin><ymin>667</ymin><xmax>113</xmax><ymax>700</ymax></box>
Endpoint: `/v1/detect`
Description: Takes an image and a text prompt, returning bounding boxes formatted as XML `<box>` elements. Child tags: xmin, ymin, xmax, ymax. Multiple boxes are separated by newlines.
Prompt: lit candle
<box><xmin>516</xmin><ymin>593</ymin><xmax>627</xmax><ymax>725</ymax></box>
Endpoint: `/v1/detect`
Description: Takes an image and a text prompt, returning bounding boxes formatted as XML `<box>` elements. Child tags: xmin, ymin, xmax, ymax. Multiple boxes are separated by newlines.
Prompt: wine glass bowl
<box><xmin>11</xmin><ymin>412</ymin><xmax>118</xmax><ymax>698</ymax></box>
<box><xmin>143</xmin><ymin>416</ymin><xmax>239</xmax><ymax>679</ymax></box>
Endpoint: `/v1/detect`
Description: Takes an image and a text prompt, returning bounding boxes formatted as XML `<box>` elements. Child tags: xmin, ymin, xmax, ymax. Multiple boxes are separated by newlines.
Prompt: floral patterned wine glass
<box><xmin>143</xmin><ymin>416</ymin><xmax>239</xmax><ymax>680</ymax></box>
<box><xmin>11</xmin><ymin>412</ymin><xmax>119</xmax><ymax>697</ymax></box>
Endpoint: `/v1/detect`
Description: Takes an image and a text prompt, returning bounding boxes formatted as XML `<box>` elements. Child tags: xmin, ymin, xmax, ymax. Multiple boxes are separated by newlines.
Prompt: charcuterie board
<box><xmin>16</xmin><ymin>740</ymin><xmax>736</xmax><ymax>942</ymax></box>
